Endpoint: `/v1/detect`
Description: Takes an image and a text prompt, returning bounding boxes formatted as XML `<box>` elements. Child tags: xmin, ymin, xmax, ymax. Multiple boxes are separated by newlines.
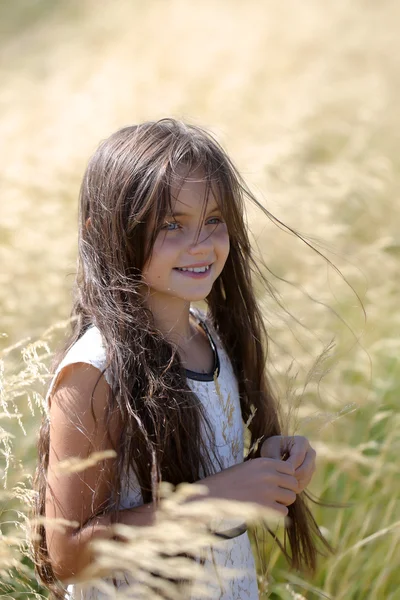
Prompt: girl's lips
<box><xmin>173</xmin><ymin>265</ymin><xmax>212</xmax><ymax>279</ymax></box>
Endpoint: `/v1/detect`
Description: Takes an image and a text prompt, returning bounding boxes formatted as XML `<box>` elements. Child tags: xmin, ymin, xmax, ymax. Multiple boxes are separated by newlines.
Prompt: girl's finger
<box><xmin>295</xmin><ymin>448</ymin><xmax>316</xmax><ymax>487</ymax></box>
<box><xmin>285</xmin><ymin>437</ymin><xmax>310</xmax><ymax>470</ymax></box>
<box><xmin>270</xmin><ymin>502</ymin><xmax>289</xmax><ymax>517</ymax></box>
<box><xmin>275</xmin><ymin>487</ymin><xmax>297</xmax><ymax>507</ymax></box>
<box><xmin>260</xmin><ymin>435</ymin><xmax>286</xmax><ymax>459</ymax></box>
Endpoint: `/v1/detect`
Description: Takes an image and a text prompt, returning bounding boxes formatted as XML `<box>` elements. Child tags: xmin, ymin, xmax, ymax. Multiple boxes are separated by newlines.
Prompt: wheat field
<box><xmin>1</xmin><ymin>1</ymin><xmax>400</xmax><ymax>598</ymax></box>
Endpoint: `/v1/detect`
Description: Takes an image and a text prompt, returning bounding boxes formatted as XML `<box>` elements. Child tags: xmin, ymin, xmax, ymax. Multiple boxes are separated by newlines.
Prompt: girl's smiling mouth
<box><xmin>174</xmin><ymin>264</ymin><xmax>212</xmax><ymax>277</ymax></box>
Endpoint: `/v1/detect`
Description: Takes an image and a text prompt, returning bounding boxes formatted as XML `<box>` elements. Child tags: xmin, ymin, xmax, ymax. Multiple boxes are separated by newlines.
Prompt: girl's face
<box><xmin>142</xmin><ymin>168</ymin><xmax>230</xmax><ymax>303</ymax></box>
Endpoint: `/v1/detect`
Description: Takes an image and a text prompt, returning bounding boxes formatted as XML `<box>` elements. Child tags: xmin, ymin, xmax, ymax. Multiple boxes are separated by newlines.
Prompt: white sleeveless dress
<box><xmin>47</xmin><ymin>310</ymin><xmax>259</xmax><ymax>599</ymax></box>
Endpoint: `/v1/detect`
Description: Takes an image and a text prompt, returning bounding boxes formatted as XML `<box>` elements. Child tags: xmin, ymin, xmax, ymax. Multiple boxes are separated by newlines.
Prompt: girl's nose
<box><xmin>187</xmin><ymin>231</ymin><xmax>213</xmax><ymax>255</ymax></box>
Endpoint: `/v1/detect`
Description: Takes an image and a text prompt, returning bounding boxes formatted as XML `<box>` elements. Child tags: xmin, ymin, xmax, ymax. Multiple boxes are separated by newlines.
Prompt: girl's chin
<box><xmin>175</xmin><ymin>290</ymin><xmax>211</xmax><ymax>302</ymax></box>
<box><xmin>172</xmin><ymin>285</ymin><xmax>213</xmax><ymax>303</ymax></box>
<box><xmin>145</xmin><ymin>286</ymin><xmax>212</xmax><ymax>303</ymax></box>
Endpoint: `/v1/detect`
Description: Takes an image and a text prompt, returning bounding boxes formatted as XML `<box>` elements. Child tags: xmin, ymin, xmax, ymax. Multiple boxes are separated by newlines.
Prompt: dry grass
<box><xmin>1</xmin><ymin>0</ymin><xmax>400</xmax><ymax>597</ymax></box>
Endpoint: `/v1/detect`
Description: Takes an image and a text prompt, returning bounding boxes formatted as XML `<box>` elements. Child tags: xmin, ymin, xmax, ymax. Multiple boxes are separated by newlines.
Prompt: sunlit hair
<box><xmin>33</xmin><ymin>118</ymin><xmax>329</xmax><ymax>596</ymax></box>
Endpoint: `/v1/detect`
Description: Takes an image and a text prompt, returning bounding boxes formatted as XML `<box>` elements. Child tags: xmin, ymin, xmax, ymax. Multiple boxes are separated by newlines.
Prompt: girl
<box><xmin>34</xmin><ymin>119</ymin><xmax>326</xmax><ymax>599</ymax></box>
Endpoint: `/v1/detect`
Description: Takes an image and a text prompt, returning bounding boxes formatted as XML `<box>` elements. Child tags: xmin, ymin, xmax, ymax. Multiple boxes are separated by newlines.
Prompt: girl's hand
<box><xmin>260</xmin><ymin>435</ymin><xmax>316</xmax><ymax>493</ymax></box>
<box><xmin>199</xmin><ymin>457</ymin><xmax>299</xmax><ymax>517</ymax></box>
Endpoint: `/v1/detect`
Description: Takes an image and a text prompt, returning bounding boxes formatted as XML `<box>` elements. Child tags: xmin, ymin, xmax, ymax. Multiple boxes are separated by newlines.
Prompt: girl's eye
<box><xmin>162</xmin><ymin>221</ymin><xmax>180</xmax><ymax>231</ymax></box>
<box><xmin>207</xmin><ymin>217</ymin><xmax>223</xmax><ymax>225</ymax></box>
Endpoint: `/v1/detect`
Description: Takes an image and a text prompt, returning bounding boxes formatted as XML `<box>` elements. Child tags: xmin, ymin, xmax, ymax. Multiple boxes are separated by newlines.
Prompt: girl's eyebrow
<box><xmin>166</xmin><ymin>205</ymin><xmax>221</xmax><ymax>218</ymax></box>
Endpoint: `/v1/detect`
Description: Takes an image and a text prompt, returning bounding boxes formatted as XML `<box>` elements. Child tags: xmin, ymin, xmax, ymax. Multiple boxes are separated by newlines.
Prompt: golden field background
<box><xmin>1</xmin><ymin>0</ymin><xmax>400</xmax><ymax>598</ymax></box>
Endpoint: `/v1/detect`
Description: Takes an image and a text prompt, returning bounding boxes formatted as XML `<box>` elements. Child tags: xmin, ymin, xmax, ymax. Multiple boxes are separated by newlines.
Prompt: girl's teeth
<box><xmin>177</xmin><ymin>265</ymin><xmax>210</xmax><ymax>273</ymax></box>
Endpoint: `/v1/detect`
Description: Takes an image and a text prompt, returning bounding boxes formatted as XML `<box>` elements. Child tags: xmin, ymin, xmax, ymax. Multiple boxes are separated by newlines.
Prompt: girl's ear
<box><xmin>85</xmin><ymin>217</ymin><xmax>91</xmax><ymax>229</ymax></box>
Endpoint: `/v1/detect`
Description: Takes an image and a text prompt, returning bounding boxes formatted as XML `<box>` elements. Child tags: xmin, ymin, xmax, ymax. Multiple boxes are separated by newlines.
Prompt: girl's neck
<box><xmin>145</xmin><ymin>293</ymin><xmax>193</xmax><ymax>346</ymax></box>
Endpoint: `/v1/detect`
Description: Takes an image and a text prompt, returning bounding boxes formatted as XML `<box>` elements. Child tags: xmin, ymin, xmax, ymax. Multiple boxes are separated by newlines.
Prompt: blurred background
<box><xmin>1</xmin><ymin>0</ymin><xmax>400</xmax><ymax>598</ymax></box>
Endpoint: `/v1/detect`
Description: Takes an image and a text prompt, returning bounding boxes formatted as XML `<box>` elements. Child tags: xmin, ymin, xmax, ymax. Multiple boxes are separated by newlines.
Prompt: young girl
<box><xmin>34</xmin><ymin>119</ymin><xmax>325</xmax><ymax>599</ymax></box>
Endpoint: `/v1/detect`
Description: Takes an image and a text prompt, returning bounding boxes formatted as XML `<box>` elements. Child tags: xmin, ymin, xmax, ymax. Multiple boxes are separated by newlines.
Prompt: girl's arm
<box><xmin>45</xmin><ymin>363</ymin><xmax>156</xmax><ymax>583</ymax></box>
<box><xmin>45</xmin><ymin>364</ymin><xmax>300</xmax><ymax>583</ymax></box>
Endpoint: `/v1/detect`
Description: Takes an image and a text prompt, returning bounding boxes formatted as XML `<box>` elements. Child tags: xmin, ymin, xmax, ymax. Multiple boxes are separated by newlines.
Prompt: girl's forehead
<box><xmin>169</xmin><ymin>165</ymin><xmax>222</xmax><ymax>213</ymax></box>
<box><xmin>170</xmin><ymin>183</ymin><xmax>219</xmax><ymax>213</ymax></box>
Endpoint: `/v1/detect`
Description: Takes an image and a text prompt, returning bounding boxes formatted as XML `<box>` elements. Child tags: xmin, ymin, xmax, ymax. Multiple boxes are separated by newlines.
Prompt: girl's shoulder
<box><xmin>47</xmin><ymin>325</ymin><xmax>111</xmax><ymax>401</ymax></box>
<box><xmin>57</xmin><ymin>325</ymin><xmax>107</xmax><ymax>373</ymax></box>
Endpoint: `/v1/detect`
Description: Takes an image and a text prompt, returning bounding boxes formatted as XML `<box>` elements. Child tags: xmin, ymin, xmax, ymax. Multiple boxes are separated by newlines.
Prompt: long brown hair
<box><xmin>33</xmin><ymin>118</ymin><xmax>329</xmax><ymax>595</ymax></box>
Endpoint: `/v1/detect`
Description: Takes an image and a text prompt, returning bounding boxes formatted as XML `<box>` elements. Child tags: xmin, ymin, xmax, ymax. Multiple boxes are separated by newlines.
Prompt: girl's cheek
<box><xmin>213</xmin><ymin>226</ymin><xmax>230</xmax><ymax>251</ymax></box>
<box><xmin>153</xmin><ymin>235</ymin><xmax>180</xmax><ymax>253</ymax></box>
<box><xmin>214</xmin><ymin>223</ymin><xmax>229</xmax><ymax>238</ymax></box>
